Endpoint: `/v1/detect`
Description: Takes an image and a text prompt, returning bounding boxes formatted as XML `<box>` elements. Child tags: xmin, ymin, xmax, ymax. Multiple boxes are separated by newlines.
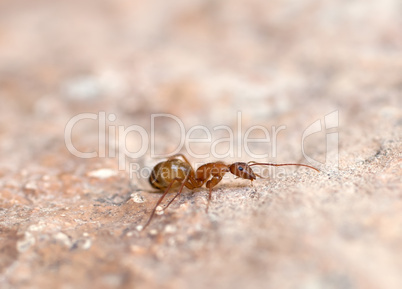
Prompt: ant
<box><xmin>142</xmin><ymin>154</ymin><xmax>319</xmax><ymax>229</ymax></box>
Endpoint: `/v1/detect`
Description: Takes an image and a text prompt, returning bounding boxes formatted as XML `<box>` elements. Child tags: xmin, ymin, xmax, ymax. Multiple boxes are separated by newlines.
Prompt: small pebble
<box><xmin>16</xmin><ymin>232</ymin><xmax>35</xmax><ymax>252</ymax></box>
<box><xmin>24</xmin><ymin>182</ymin><xmax>38</xmax><ymax>190</ymax></box>
<box><xmin>131</xmin><ymin>193</ymin><xmax>145</xmax><ymax>203</ymax></box>
<box><xmin>87</xmin><ymin>169</ymin><xmax>117</xmax><ymax>179</ymax></box>
<box><xmin>81</xmin><ymin>239</ymin><xmax>92</xmax><ymax>250</ymax></box>
<box><xmin>164</xmin><ymin>225</ymin><xmax>177</xmax><ymax>233</ymax></box>
<box><xmin>155</xmin><ymin>206</ymin><xmax>164</xmax><ymax>215</ymax></box>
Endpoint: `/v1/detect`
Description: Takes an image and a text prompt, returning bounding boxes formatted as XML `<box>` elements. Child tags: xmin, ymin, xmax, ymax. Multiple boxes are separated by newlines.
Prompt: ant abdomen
<box><xmin>149</xmin><ymin>159</ymin><xmax>192</xmax><ymax>190</ymax></box>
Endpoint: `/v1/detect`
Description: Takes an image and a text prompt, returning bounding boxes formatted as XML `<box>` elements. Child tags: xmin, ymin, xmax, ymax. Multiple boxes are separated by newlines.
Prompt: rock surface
<box><xmin>0</xmin><ymin>1</ymin><xmax>401</xmax><ymax>289</ymax></box>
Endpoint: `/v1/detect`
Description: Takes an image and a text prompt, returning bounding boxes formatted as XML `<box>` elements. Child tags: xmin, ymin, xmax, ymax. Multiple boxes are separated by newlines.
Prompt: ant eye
<box><xmin>238</xmin><ymin>166</ymin><xmax>243</xmax><ymax>171</ymax></box>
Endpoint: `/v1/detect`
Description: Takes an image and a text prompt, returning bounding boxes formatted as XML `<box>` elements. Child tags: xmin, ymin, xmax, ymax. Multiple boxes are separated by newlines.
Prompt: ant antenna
<box><xmin>248</xmin><ymin>161</ymin><xmax>320</xmax><ymax>172</ymax></box>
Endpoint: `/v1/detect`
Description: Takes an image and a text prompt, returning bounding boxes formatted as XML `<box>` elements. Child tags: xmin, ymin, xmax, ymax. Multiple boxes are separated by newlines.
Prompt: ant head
<box><xmin>229</xmin><ymin>162</ymin><xmax>256</xmax><ymax>180</ymax></box>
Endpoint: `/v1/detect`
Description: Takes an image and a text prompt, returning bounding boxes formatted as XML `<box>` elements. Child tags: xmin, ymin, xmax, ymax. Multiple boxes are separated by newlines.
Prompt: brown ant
<box><xmin>142</xmin><ymin>154</ymin><xmax>319</xmax><ymax>229</ymax></box>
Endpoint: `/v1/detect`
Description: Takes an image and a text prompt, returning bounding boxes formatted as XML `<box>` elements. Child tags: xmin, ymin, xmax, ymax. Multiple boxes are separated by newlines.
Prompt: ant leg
<box><xmin>205</xmin><ymin>175</ymin><xmax>223</xmax><ymax>213</ymax></box>
<box><xmin>164</xmin><ymin>175</ymin><xmax>191</xmax><ymax>210</ymax></box>
<box><xmin>164</xmin><ymin>174</ymin><xmax>202</xmax><ymax>211</ymax></box>
<box><xmin>143</xmin><ymin>178</ymin><xmax>182</xmax><ymax>229</ymax></box>
<box><xmin>206</xmin><ymin>187</ymin><xmax>212</xmax><ymax>213</ymax></box>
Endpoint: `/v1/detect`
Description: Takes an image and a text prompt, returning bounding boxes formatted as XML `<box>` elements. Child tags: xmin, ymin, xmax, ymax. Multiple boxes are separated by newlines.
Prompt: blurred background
<box><xmin>1</xmin><ymin>0</ymin><xmax>400</xmax><ymax>170</ymax></box>
<box><xmin>0</xmin><ymin>0</ymin><xmax>401</xmax><ymax>288</ymax></box>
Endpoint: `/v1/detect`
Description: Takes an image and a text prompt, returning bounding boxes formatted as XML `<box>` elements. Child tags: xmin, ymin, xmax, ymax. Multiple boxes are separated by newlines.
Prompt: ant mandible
<box><xmin>142</xmin><ymin>154</ymin><xmax>319</xmax><ymax>229</ymax></box>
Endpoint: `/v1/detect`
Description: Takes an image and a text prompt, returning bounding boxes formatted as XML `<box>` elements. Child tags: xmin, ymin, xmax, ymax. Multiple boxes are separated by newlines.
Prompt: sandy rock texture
<box><xmin>0</xmin><ymin>0</ymin><xmax>401</xmax><ymax>288</ymax></box>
